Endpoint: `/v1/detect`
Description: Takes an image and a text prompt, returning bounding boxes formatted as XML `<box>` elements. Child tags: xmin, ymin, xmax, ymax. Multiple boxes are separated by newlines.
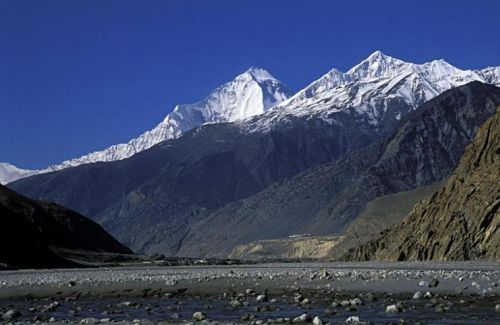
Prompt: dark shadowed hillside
<box><xmin>0</xmin><ymin>185</ymin><xmax>132</xmax><ymax>269</ymax></box>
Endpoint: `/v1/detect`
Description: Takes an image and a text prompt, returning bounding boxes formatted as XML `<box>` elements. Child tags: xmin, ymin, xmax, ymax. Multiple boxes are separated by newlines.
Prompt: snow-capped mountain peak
<box><xmin>346</xmin><ymin>50</ymin><xmax>410</xmax><ymax>79</ymax></box>
<box><xmin>240</xmin><ymin>66</ymin><xmax>278</xmax><ymax>83</ymax></box>
<box><xmin>3</xmin><ymin>53</ymin><xmax>499</xmax><ymax>184</ymax></box>
<box><xmin>244</xmin><ymin>51</ymin><xmax>500</xmax><ymax>133</ymax></box>
<box><xmin>33</xmin><ymin>67</ymin><xmax>292</xmax><ymax>173</ymax></box>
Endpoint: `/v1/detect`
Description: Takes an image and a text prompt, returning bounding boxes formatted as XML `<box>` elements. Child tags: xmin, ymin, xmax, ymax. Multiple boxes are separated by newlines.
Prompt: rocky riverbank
<box><xmin>1</xmin><ymin>262</ymin><xmax>499</xmax><ymax>324</ymax></box>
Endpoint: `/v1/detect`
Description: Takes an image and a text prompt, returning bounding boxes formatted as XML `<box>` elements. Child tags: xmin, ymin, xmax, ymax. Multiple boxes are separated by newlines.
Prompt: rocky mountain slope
<box><xmin>176</xmin><ymin>82</ymin><xmax>500</xmax><ymax>257</ymax></box>
<box><xmin>0</xmin><ymin>68</ymin><xmax>291</xmax><ymax>184</ymax></box>
<box><xmin>3</xmin><ymin>52</ymin><xmax>499</xmax><ymax>185</ymax></box>
<box><xmin>342</xmin><ymin>106</ymin><xmax>500</xmax><ymax>261</ymax></box>
<box><xmin>0</xmin><ymin>185</ymin><xmax>132</xmax><ymax>269</ymax></box>
<box><xmin>229</xmin><ymin>182</ymin><xmax>443</xmax><ymax>261</ymax></box>
<box><xmin>8</xmin><ymin>72</ymin><xmax>500</xmax><ymax>256</ymax></box>
<box><xmin>11</xmin><ymin>112</ymin><xmax>377</xmax><ymax>255</ymax></box>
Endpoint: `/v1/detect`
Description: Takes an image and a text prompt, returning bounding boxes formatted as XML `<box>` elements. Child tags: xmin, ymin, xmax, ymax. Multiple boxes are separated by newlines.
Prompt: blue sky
<box><xmin>1</xmin><ymin>0</ymin><xmax>499</xmax><ymax>169</ymax></box>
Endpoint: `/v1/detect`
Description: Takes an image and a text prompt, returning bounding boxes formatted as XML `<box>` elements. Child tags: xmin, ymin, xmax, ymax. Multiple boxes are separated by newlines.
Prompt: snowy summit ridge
<box><xmin>3</xmin><ymin>52</ymin><xmax>500</xmax><ymax>184</ymax></box>
<box><xmin>243</xmin><ymin>50</ymin><xmax>500</xmax><ymax>132</ymax></box>
<box><xmin>47</xmin><ymin>66</ymin><xmax>291</xmax><ymax>171</ymax></box>
<box><xmin>0</xmin><ymin>67</ymin><xmax>292</xmax><ymax>184</ymax></box>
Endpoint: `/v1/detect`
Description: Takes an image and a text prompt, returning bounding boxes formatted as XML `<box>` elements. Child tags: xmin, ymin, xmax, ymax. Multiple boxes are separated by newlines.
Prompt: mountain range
<box><xmin>6</xmin><ymin>51</ymin><xmax>500</xmax><ymax>259</ymax></box>
<box><xmin>2</xmin><ymin>52</ymin><xmax>499</xmax><ymax>184</ymax></box>
<box><xmin>0</xmin><ymin>68</ymin><xmax>291</xmax><ymax>184</ymax></box>
<box><xmin>178</xmin><ymin>82</ymin><xmax>500</xmax><ymax>257</ymax></box>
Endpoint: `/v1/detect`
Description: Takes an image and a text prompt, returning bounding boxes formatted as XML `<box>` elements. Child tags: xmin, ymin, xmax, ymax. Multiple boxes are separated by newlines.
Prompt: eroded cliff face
<box><xmin>343</xmin><ymin>107</ymin><xmax>500</xmax><ymax>261</ymax></box>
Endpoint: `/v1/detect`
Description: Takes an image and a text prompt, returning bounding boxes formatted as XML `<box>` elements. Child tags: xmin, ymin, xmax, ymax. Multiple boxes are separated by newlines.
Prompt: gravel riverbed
<box><xmin>1</xmin><ymin>262</ymin><xmax>499</xmax><ymax>324</ymax></box>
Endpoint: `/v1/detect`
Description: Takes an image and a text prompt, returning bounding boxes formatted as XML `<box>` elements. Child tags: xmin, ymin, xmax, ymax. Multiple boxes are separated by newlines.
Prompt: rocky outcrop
<box><xmin>0</xmin><ymin>185</ymin><xmax>132</xmax><ymax>269</ymax></box>
<box><xmin>343</xmin><ymin>106</ymin><xmax>500</xmax><ymax>261</ymax></box>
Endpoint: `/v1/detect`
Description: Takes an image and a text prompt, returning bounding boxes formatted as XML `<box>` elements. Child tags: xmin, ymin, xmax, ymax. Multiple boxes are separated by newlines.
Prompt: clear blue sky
<box><xmin>1</xmin><ymin>0</ymin><xmax>499</xmax><ymax>169</ymax></box>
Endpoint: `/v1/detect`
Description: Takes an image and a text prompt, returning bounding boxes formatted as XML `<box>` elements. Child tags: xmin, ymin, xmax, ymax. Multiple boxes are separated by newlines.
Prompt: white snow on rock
<box><xmin>0</xmin><ymin>163</ymin><xmax>41</xmax><ymax>185</ymax></box>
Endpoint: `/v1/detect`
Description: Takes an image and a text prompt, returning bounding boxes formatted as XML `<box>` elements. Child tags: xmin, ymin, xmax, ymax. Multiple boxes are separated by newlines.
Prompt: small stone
<box><xmin>313</xmin><ymin>316</ymin><xmax>323</xmax><ymax>325</ymax></box>
<box><xmin>3</xmin><ymin>309</ymin><xmax>21</xmax><ymax>320</ymax></box>
<box><xmin>256</xmin><ymin>294</ymin><xmax>268</xmax><ymax>302</ymax></box>
<box><xmin>424</xmin><ymin>291</ymin><xmax>433</xmax><ymax>299</ymax></box>
<box><xmin>300</xmin><ymin>298</ymin><xmax>310</xmax><ymax>305</ymax></box>
<box><xmin>323</xmin><ymin>308</ymin><xmax>336</xmax><ymax>315</ymax></box>
<box><xmin>42</xmin><ymin>301</ymin><xmax>61</xmax><ymax>312</ymax></box>
<box><xmin>49</xmin><ymin>317</ymin><xmax>56</xmax><ymax>322</ymax></box>
<box><xmin>100</xmin><ymin>318</ymin><xmax>112</xmax><ymax>323</ymax></box>
<box><xmin>340</xmin><ymin>300</ymin><xmax>351</xmax><ymax>308</ymax></box>
<box><xmin>230</xmin><ymin>300</ymin><xmax>242</xmax><ymax>307</ymax></box>
<box><xmin>193</xmin><ymin>311</ymin><xmax>206</xmax><ymax>321</ymax></box>
<box><xmin>429</xmin><ymin>278</ymin><xmax>439</xmax><ymax>288</ymax></box>
<box><xmin>240</xmin><ymin>314</ymin><xmax>252</xmax><ymax>321</ymax></box>
<box><xmin>292</xmin><ymin>313</ymin><xmax>311</xmax><ymax>323</ymax></box>
<box><xmin>418</xmin><ymin>280</ymin><xmax>429</xmax><ymax>287</ymax></box>
<box><xmin>345</xmin><ymin>316</ymin><xmax>360</xmax><ymax>323</ymax></box>
<box><xmin>386</xmin><ymin>304</ymin><xmax>401</xmax><ymax>313</ymax></box>
<box><xmin>495</xmin><ymin>304</ymin><xmax>500</xmax><ymax>313</ymax></box>
<box><xmin>350</xmin><ymin>298</ymin><xmax>362</xmax><ymax>306</ymax></box>
<box><xmin>435</xmin><ymin>305</ymin><xmax>445</xmax><ymax>313</ymax></box>
<box><xmin>412</xmin><ymin>291</ymin><xmax>423</xmax><ymax>299</ymax></box>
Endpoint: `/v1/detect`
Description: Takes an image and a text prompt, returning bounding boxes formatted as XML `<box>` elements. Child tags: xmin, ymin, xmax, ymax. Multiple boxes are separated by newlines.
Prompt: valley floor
<box><xmin>1</xmin><ymin>262</ymin><xmax>499</xmax><ymax>324</ymax></box>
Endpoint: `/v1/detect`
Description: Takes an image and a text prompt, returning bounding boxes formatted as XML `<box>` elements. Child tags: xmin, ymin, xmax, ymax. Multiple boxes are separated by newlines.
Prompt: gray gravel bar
<box><xmin>1</xmin><ymin>262</ymin><xmax>499</xmax><ymax>324</ymax></box>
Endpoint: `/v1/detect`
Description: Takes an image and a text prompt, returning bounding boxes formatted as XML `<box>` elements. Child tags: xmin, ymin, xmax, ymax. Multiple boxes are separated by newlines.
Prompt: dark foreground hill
<box><xmin>0</xmin><ymin>185</ymin><xmax>132</xmax><ymax>269</ymax></box>
<box><xmin>343</xmin><ymin>106</ymin><xmax>500</xmax><ymax>261</ymax></box>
